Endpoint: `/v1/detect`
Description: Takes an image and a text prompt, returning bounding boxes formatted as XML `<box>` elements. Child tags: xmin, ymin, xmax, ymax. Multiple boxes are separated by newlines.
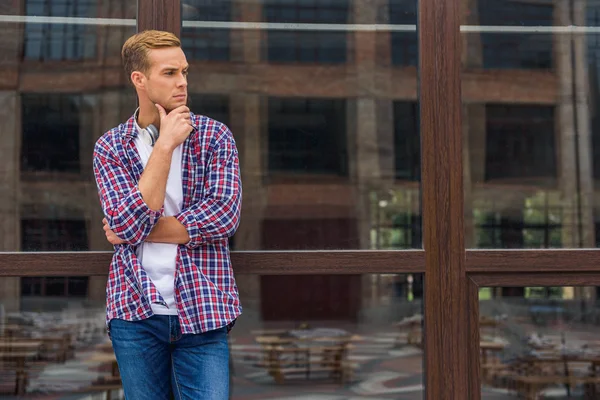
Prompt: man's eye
<box><xmin>165</xmin><ymin>71</ymin><xmax>173</xmax><ymax>75</ymax></box>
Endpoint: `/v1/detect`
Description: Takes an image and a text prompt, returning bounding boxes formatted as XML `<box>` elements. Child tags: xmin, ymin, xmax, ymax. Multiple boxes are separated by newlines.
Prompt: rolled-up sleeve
<box><xmin>93</xmin><ymin>138</ymin><xmax>162</xmax><ymax>246</ymax></box>
<box><xmin>175</xmin><ymin>126</ymin><xmax>241</xmax><ymax>248</ymax></box>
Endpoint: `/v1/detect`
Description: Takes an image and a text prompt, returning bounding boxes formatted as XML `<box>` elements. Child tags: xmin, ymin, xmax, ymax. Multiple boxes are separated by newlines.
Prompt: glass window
<box><xmin>394</xmin><ymin>101</ymin><xmax>420</xmax><ymax>181</ymax></box>
<box><xmin>477</xmin><ymin>0</ymin><xmax>553</xmax><ymax>69</ymax></box>
<box><xmin>484</xmin><ymin>105</ymin><xmax>556</xmax><ymax>182</ymax></box>
<box><xmin>478</xmin><ymin>285</ymin><xmax>600</xmax><ymax>398</ymax></box>
<box><xmin>264</xmin><ymin>0</ymin><xmax>349</xmax><ymax>64</ymax></box>
<box><xmin>21</xmin><ymin>94</ymin><xmax>83</xmax><ymax>174</ymax></box>
<box><xmin>181</xmin><ymin>0</ymin><xmax>231</xmax><ymax>61</ymax></box>
<box><xmin>0</xmin><ymin>0</ymin><xmax>136</xmax><ymax>256</ymax></box>
<box><xmin>390</xmin><ymin>0</ymin><xmax>418</xmax><ymax>66</ymax></box>
<box><xmin>180</xmin><ymin>0</ymin><xmax>420</xmax><ymax>254</ymax></box>
<box><xmin>189</xmin><ymin>93</ymin><xmax>230</xmax><ymax>125</ymax></box>
<box><xmin>463</xmin><ymin>0</ymin><xmax>600</xmax><ymax>250</ymax></box>
<box><xmin>23</xmin><ymin>0</ymin><xmax>98</xmax><ymax>61</ymax></box>
<box><xmin>268</xmin><ymin>98</ymin><xmax>348</xmax><ymax>176</ymax></box>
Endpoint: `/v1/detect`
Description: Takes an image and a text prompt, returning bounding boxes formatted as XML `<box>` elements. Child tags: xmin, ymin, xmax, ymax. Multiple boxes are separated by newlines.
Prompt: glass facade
<box><xmin>1</xmin><ymin>0</ymin><xmax>599</xmax><ymax>399</ymax></box>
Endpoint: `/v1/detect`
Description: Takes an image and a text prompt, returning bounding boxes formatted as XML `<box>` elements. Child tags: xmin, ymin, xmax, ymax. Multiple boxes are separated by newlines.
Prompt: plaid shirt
<box><xmin>93</xmin><ymin>112</ymin><xmax>242</xmax><ymax>334</ymax></box>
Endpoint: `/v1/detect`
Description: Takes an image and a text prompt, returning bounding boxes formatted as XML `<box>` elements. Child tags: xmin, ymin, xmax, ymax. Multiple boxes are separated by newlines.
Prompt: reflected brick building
<box><xmin>0</xmin><ymin>0</ymin><xmax>598</xmax><ymax>317</ymax></box>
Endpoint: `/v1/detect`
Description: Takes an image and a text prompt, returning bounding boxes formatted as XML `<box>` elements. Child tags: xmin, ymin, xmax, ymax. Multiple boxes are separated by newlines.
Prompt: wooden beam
<box><xmin>138</xmin><ymin>0</ymin><xmax>181</xmax><ymax>37</ymax></box>
<box><xmin>420</xmin><ymin>0</ymin><xmax>468</xmax><ymax>398</ymax></box>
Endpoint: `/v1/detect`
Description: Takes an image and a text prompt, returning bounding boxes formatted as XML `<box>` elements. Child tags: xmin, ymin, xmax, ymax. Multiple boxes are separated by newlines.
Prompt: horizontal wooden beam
<box><xmin>2</xmin><ymin>249</ymin><xmax>600</xmax><ymax>277</ymax></box>
<box><xmin>469</xmin><ymin>272</ymin><xmax>600</xmax><ymax>287</ymax></box>
<box><xmin>466</xmin><ymin>249</ymin><xmax>600</xmax><ymax>272</ymax></box>
<box><xmin>0</xmin><ymin>250</ymin><xmax>426</xmax><ymax>277</ymax></box>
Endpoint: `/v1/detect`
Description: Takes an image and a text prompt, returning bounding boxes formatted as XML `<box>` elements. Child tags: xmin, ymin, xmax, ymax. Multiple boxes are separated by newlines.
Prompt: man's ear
<box><xmin>131</xmin><ymin>71</ymin><xmax>145</xmax><ymax>90</ymax></box>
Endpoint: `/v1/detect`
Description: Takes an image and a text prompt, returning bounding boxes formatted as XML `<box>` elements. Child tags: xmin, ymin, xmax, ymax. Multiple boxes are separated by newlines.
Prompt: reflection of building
<box><xmin>0</xmin><ymin>0</ymin><xmax>598</xmax><ymax>315</ymax></box>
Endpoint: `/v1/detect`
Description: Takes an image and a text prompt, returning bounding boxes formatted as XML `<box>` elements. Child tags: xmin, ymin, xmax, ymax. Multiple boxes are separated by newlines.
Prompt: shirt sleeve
<box><xmin>93</xmin><ymin>137</ymin><xmax>163</xmax><ymax>246</ymax></box>
<box><xmin>175</xmin><ymin>125</ymin><xmax>242</xmax><ymax>249</ymax></box>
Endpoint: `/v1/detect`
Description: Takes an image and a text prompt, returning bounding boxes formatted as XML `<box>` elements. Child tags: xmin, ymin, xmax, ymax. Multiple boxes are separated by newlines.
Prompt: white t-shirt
<box><xmin>134</xmin><ymin>119</ymin><xmax>183</xmax><ymax>315</ymax></box>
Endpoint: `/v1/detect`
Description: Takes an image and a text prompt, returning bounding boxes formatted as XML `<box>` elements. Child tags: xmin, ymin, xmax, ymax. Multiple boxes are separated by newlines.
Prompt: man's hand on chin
<box><xmin>103</xmin><ymin>218</ymin><xmax>126</xmax><ymax>245</ymax></box>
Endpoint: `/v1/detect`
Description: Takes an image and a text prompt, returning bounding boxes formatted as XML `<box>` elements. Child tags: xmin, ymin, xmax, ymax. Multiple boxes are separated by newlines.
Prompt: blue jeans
<box><xmin>109</xmin><ymin>315</ymin><xmax>229</xmax><ymax>400</ymax></box>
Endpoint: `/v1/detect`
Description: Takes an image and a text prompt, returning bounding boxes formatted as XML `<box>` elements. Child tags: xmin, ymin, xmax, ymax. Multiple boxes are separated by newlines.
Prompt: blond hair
<box><xmin>121</xmin><ymin>30</ymin><xmax>181</xmax><ymax>84</ymax></box>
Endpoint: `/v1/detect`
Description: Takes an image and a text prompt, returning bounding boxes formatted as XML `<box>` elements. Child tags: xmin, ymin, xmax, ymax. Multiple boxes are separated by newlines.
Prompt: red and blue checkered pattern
<box><xmin>93</xmin><ymin>113</ymin><xmax>242</xmax><ymax>334</ymax></box>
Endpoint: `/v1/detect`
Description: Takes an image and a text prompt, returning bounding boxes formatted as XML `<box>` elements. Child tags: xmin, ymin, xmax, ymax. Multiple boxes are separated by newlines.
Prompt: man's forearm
<box><xmin>146</xmin><ymin>216</ymin><xmax>190</xmax><ymax>244</ymax></box>
<box><xmin>138</xmin><ymin>143</ymin><xmax>173</xmax><ymax>211</ymax></box>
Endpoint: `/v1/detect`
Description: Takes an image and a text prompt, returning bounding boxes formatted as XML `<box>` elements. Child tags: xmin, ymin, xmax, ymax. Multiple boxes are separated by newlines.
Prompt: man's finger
<box><xmin>155</xmin><ymin>103</ymin><xmax>167</xmax><ymax>119</ymax></box>
<box><xmin>173</xmin><ymin>106</ymin><xmax>190</xmax><ymax>115</ymax></box>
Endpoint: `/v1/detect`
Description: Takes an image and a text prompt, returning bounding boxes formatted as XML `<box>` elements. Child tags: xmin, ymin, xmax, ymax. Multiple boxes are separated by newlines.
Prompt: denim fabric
<box><xmin>110</xmin><ymin>315</ymin><xmax>229</xmax><ymax>400</ymax></box>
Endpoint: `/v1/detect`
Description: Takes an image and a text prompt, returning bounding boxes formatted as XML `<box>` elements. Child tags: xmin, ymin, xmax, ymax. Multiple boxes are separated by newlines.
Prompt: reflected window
<box><xmin>21</xmin><ymin>94</ymin><xmax>82</xmax><ymax>173</ymax></box>
<box><xmin>474</xmin><ymin>194</ymin><xmax>562</xmax><ymax>248</ymax></box>
<box><xmin>22</xmin><ymin>219</ymin><xmax>88</xmax><ymax>251</ymax></box>
<box><xmin>189</xmin><ymin>94</ymin><xmax>230</xmax><ymax>126</ymax></box>
<box><xmin>477</xmin><ymin>0</ymin><xmax>553</xmax><ymax>69</ymax></box>
<box><xmin>268</xmin><ymin>98</ymin><xmax>348</xmax><ymax>176</ymax></box>
<box><xmin>390</xmin><ymin>0</ymin><xmax>417</xmax><ymax>66</ymax></box>
<box><xmin>370</xmin><ymin>190</ymin><xmax>421</xmax><ymax>250</ymax></box>
<box><xmin>394</xmin><ymin>101</ymin><xmax>420</xmax><ymax>181</ymax></box>
<box><xmin>373</xmin><ymin>213</ymin><xmax>422</xmax><ymax>249</ymax></box>
<box><xmin>23</xmin><ymin>0</ymin><xmax>98</xmax><ymax>61</ymax></box>
<box><xmin>264</xmin><ymin>0</ymin><xmax>348</xmax><ymax>64</ymax></box>
<box><xmin>485</xmin><ymin>105</ymin><xmax>556</xmax><ymax>182</ymax></box>
<box><xmin>21</xmin><ymin>277</ymin><xmax>88</xmax><ymax>297</ymax></box>
<box><xmin>590</xmin><ymin>53</ymin><xmax>600</xmax><ymax>180</ymax></box>
<box><xmin>588</xmin><ymin>5</ymin><xmax>600</xmax><ymax>177</ymax></box>
<box><xmin>181</xmin><ymin>0</ymin><xmax>231</xmax><ymax>61</ymax></box>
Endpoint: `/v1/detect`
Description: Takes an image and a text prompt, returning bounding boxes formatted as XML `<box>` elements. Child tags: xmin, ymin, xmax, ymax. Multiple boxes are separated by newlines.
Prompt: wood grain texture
<box><xmin>138</xmin><ymin>0</ymin><xmax>181</xmax><ymax>37</ymax></box>
<box><xmin>467</xmin><ymin>277</ymin><xmax>481</xmax><ymax>400</ymax></box>
<box><xmin>470</xmin><ymin>272</ymin><xmax>600</xmax><ymax>287</ymax></box>
<box><xmin>0</xmin><ymin>250</ymin><xmax>426</xmax><ymax>277</ymax></box>
<box><xmin>419</xmin><ymin>0</ymin><xmax>467</xmax><ymax>397</ymax></box>
<box><xmin>466</xmin><ymin>249</ymin><xmax>600</xmax><ymax>272</ymax></box>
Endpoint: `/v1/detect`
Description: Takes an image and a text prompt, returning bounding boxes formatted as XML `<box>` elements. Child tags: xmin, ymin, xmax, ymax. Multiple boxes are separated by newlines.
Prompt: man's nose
<box><xmin>177</xmin><ymin>73</ymin><xmax>187</xmax><ymax>87</ymax></box>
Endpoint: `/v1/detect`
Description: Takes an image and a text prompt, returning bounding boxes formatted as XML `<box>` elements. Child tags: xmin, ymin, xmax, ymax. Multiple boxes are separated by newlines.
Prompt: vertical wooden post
<box><xmin>420</xmin><ymin>0</ymin><xmax>468</xmax><ymax>397</ymax></box>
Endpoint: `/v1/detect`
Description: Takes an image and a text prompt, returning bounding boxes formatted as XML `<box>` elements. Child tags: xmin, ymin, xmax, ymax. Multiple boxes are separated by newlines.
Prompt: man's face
<box><xmin>143</xmin><ymin>47</ymin><xmax>189</xmax><ymax>112</ymax></box>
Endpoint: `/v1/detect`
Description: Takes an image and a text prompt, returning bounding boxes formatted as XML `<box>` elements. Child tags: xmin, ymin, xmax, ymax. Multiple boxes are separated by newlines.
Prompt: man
<box><xmin>92</xmin><ymin>30</ymin><xmax>242</xmax><ymax>400</ymax></box>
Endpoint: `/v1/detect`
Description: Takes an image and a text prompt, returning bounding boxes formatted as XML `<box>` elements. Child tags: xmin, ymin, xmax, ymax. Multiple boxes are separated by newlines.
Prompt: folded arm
<box><xmin>175</xmin><ymin>125</ymin><xmax>242</xmax><ymax>248</ymax></box>
<box><xmin>98</xmin><ymin>125</ymin><xmax>241</xmax><ymax>248</ymax></box>
<box><xmin>93</xmin><ymin>137</ymin><xmax>173</xmax><ymax>246</ymax></box>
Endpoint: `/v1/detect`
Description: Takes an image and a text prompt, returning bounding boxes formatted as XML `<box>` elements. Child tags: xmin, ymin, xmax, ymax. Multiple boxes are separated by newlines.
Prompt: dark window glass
<box><xmin>21</xmin><ymin>94</ymin><xmax>82</xmax><ymax>173</ymax></box>
<box><xmin>394</xmin><ymin>101</ymin><xmax>420</xmax><ymax>180</ymax></box>
<box><xmin>265</xmin><ymin>0</ymin><xmax>348</xmax><ymax>64</ymax></box>
<box><xmin>485</xmin><ymin>105</ymin><xmax>556</xmax><ymax>181</ymax></box>
<box><xmin>268</xmin><ymin>98</ymin><xmax>347</xmax><ymax>175</ymax></box>
<box><xmin>181</xmin><ymin>0</ymin><xmax>231</xmax><ymax>61</ymax></box>
<box><xmin>390</xmin><ymin>0</ymin><xmax>417</xmax><ymax>66</ymax></box>
<box><xmin>189</xmin><ymin>94</ymin><xmax>230</xmax><ymax>126</ymax></box>
<box><xmin>23</xmin><ymin>0</ymin><xmax>98</xmax><ymax>61</ymax></box>
<box><xmin>478</xmin><ymin>0</ymin><xmax>553</xmax><ymax>69</ymax></box>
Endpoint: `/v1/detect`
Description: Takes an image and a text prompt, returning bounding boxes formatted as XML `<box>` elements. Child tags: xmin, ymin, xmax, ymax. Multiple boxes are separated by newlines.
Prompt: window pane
<box><xmin>23</xmin><ymin>0</ymin><xmax>99</xmax><ymax>61</ymax></box>
<box><xmin>232</xmin><ymin>273</ymin><xmax>425</xmax><ymax>398</ymax></box>
<box><xmin>479</xmin><ymin>285</ymin><xmax>600</xmax><ymax>399</ymax></box>
<box><xmin>463</xmin><ymin>0</ymin><xmax>600</xmax><ymax>250</ymax></box>
<box><xmin>0</xmin><ymin>1</ymin><xmax>136</xmax><ymax>256</ymax></box>
<box><xmin>21</xmin><ymin>94</ymin><xmax>83</xmax><ymax>173</ymax></box>
<box><xmin>264</xmin><ymin>0</ymin><xmax>349</xmax><ymax>64</ymax></box>
<box><xmin>0</xmin><ymin>1</ymin><xmax>135</xmax><ymax>315</ymax></box>
<box><xmin>181</xmin><ymin>0</ymin><xmax>231</xmax><ymax>61</ymax></box>
<box><xmin>1</xmin><ymin>272</ymin><xmax>424</xmax><ymax>398</ymax></box>
<box><xmin>182</xmin><ymin>0</ymin><xmax>421</xmax><ymax>251</ymax></box>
